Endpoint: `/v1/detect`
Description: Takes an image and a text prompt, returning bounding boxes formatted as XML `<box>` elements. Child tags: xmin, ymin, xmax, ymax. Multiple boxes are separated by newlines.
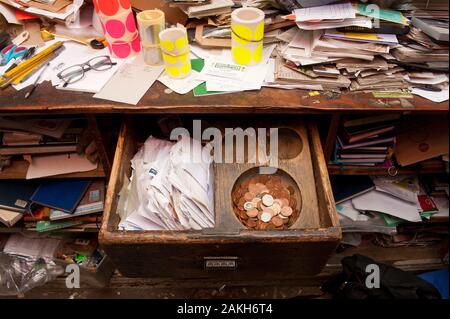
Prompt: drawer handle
<box><xmin>204</xmin><ymin>257</ymin><xmax>239</xmax><ymax>271</ymax></box>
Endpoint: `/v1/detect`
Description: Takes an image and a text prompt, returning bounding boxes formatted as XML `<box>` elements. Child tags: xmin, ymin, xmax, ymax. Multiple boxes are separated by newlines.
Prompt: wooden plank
<box><xmin>323</xmin><ymin>114</ymin><xmax>341</xmax><ymax>164</ymax></box>
<box><xmin>327</xmin><ymin>164</ymin><xmax>447</xmax><ymax>175</ymax></box>
<box><xmin>0</xmin><ymin>82</ymin><xmax>448</xmax><ymax>114</ymax></box>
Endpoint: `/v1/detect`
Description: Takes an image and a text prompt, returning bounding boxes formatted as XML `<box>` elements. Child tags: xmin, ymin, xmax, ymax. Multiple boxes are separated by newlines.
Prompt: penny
<box><xmin>280</xmin><ymin>198</ymin><xmax>289</xmax><ymax>207</ymax></box>
<box><xmin>257</xmin><ymin>201</ymin><xmax>265</xmax><ymax>210</ymax></box>
<box><xmin>289</xmin><ymin>197</ymin><xmax>297</xmax><ymax>208</ymax></box>
<box><xmin>287</xmin><ymin>185</ymin><xmax>295</xmax><ymax>195</ymax></box>
<box><xmin>248</xmin><ymin>183</ymin><xmax>258</xmax><ymax>194</ymax></box>
<box><xmin>271</xmin><ymin>216</ymin><xmax>284</xmax><ymax>227</ymax></box>
<box><xmin>252</xmin><ymin>197</ymin><xmax>261</xmax><ymax>205</ymax></box>
<box><xmin>247</xmin><ymin>218</ymin><xmax>257</xmax><ymax>228</ymax></box>
<box><xmin>246</xmin><ymin>208</ymin><xmax>259</xmax><ymax>218</ymax></box>
<box><xmin>260</xmin><ymin>211</ymin><xmax>272</xmax><ymax>223</ymax></box>
<box><xmin>244</xmin><ymin>202</ymin><xmax>254</xmax><ymax>211</ymax></box>
<box><xmin>262</xmin><ymin>194</ymin><xmax>274</xmax><ymax>207</ymax></box>
<box><xmin>280</xmin><ymin>206</ymin><xmax>293</xmax><ymax>217</ymax></box>
<box><xmin>244</xmin><ymin>192</ymin><xmax>254</xmax><ymax>201</ymax></box>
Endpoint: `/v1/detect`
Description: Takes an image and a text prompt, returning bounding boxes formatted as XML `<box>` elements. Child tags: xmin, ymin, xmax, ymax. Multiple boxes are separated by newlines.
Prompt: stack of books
<box><xmin>331</xmin><ymin>114</ymin><xmax>400</xmax><ymax>167</ymax></box>
<box><xmin>0</xmin><ymin>179</ymin><xmax>104</xmax><ymax>231</ymax></box>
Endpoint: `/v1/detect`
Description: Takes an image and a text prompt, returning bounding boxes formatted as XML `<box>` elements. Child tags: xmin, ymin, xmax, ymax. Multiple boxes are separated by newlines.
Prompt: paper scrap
<box><xmin>294</xmin><ymin>2</ymin><xmax>355</xmax><ymax>22</ymax></box>
<box><xmin>158</xmin><ymin>69</ymin><xmax>204</xmax><ymax>95</ymax></box>
<box><xmin>411</xmin><ymin>88</ymin><xmax>449</xmax><ymax>103</ymax></box>
<box><xmin>94</xmin><ymin>62</ymin><xmax>164</xmax><ymax>105</ymax></box>
<box><xmin>26</xmin><ymin>153</ymin><xmax>98</xmax><ymax>179</ymax></box>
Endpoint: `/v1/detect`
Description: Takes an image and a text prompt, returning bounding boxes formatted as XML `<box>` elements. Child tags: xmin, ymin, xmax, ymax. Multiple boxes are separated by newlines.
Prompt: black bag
<box><xmin>322</xmin><ymin>254</ymin><xmax>442</xmax><ymax>299</ymax></box>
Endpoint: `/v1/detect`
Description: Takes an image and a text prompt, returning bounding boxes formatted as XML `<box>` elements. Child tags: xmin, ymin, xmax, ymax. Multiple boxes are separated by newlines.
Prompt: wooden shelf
<box><xmin>0</xmin><ymin>226</ymin><xmax>100</xmax><ymax>233</ymax></box>
<box><xmin>0</xmin><ymin>158</ymin><xmax>105</xmax><ymax>179</ymax></box>
<box><xmin>328</xmin><ymin>164</ymin><xmax>448</xmax><ymax>175</ymax></box>
<box><xmin>0</xmin><ymin>82</ymin><xmax>448</xmax><ymax>114</ymax></box>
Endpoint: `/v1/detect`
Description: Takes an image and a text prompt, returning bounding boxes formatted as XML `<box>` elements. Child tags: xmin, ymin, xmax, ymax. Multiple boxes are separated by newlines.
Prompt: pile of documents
<box><xmin>0</xmin><ymin>0</ymin><xmax>84</xmax><ymax>22</ymax></box>
<box><xmin>0</xmin><ymin>0</ymin><xmax>448</xmax><ymax>100</ymax></box>
<box><xmin>0</xmin><ymin>178</ymin><xmax>105</xmax><ymax>231</ymax></box>
<box><xmin>171</xmin><ymin>0</ymin><xmax>235</xmax><ymax>19</ymax></box>
<box><xmin>0</xmin><ymin>116</ymin><xmax>98</xmax><ymax>179</ymax></box>
<box><xmin>332</xmin><ymin>174</ymin><xmax>449</xmax><ymax>246</ymax></box>
<box><xmin>118</xmin><ymin>135</ymin><xmax>214</xmax><ymax>231</ymax></box>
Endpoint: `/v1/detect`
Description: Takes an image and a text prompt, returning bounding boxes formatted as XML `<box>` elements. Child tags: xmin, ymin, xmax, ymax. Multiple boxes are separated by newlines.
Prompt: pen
<box><xmin>24</xmin><ymin>62</ymin><xmax>50</xmax><ymax>99</ymax></box>
<box><xmin>5</xmin><ymin>46</ymin><xmax>36</xmax><ymax>73</ymax></box>
<box><xmin>19</xmin><ymin>45</ymin><xmax>64</xmax><ymax>84</ymax></box>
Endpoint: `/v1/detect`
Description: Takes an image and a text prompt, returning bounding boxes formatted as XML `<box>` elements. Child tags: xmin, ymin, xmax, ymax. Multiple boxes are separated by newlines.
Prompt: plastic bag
<box><xmin>0</xmin><ymin>253</ymin><xmax>64</xmax><ymax>296</ymax></box>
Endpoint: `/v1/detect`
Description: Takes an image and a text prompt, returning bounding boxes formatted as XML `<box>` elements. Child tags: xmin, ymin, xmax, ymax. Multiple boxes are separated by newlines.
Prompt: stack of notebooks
<box><xmin>331</xmin><ymin>114</ymin><xmax>400</xmax><ymax>167</ymax></box>
<box><xmin>0</xmin><ymin>179</ymin><xmax>104</xmax><ymax>231</ymax></box>
<box><xmin>0</xmin><ymin>117</ymin><xmax>76</xmax><ymax>157</ymax></box>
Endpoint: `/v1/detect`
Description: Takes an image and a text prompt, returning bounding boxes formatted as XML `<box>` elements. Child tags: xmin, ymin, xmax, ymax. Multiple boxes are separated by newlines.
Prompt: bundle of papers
<box><xmin>173</xmin><ymin>0</ymin><xmax>234</xmax><ymax>18</ymax></box>
<box><xmin>118</xmin><ymin>135</ymin><xmax>215</xmax><ymax>231</ymax></box>
<box><xmin>336</xmin><ymin>174</ymin><xmax>449</xmax><ymax>236</ymax></box>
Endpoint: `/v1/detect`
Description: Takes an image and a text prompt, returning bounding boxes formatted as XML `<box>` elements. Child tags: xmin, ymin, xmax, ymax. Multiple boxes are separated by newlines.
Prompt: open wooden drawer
<box><xmin>99</xmin><ymin>116</ymin><xmax>341</xmax><ymax>279</ymax></box>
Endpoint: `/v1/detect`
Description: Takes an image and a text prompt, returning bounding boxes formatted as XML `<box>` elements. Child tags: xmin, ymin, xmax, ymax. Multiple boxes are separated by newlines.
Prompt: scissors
<box><xmin>0</xmin><ymin>44</ymin><xmax>27</xmax><ymax>66</ymax></box>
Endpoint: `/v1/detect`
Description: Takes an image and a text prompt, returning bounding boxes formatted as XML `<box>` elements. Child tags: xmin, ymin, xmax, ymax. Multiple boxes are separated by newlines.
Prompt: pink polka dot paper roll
<box><xmin>93</xmin><ymin>0</ymin><xmax>131</xmax><ymax>17</ymax></box>
<box><xmin>93</xmin><ymin>0</ymin><xmax>140</xmax><ymax>59</ymax></box>
<box><xmin>101</xmin><ymin>10</ymin><xmax>137</xmax><ymax>42</ymax></box>
<box><xmin>108</xmin><ymin>31</ymin><xmax>141</xmax><ymax>59</ymax></box>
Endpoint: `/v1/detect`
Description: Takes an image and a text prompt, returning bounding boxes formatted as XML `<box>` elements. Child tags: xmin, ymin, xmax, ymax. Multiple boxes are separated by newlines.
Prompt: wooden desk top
<box><xmin>0</xmin><ymin>82</ymin><xmax>448</xmax><ymax>114</ymax></box>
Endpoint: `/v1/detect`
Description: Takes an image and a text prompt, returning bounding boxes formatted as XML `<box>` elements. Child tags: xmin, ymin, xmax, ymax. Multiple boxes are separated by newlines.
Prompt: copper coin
<box><xmin>244</xmin><ymin>192</ymin><xmax>254</xmax><ymax>201</ymax></box>
<box><xmin>280</xmin><ymin>198</ymin><xmax>289</xmax><ymax>207</ymax></box>
<box><xmin>248</xmin><ymin>183</ymin><xmax>258</xmax><ymax>194</ymax></box>
<box><xmin>246</xmin><ymin>208</ymin><xmax>259</xmax><ymax>218</ymax></box>
<box><xmin>287</xmin><ymin>185</ymin><xmax>295</xmax><ymax>195</ymax></box>
<box><xmin>271</xmin><ymin>216</ymin><xmax>284</xmax><ymax>227</ymax></box>
<box><xmin>289</xmin><ymin>197</ymin><xmax>297</xmax><ymax>208</ymax></box>
<box><xmin>281</xmin><ymin>206</ymin><xmax>293</xmax><ymax>217</ymax></box>
<box><xmin>238</xmin><ymin>197</ymin><xmax>246</xmax><ymax>207</ymax></box>
<box><xmin>258</xmin><ymin>221</ymin><xmax>268</xmax><ymax>230</ymax></box>
<box><xmin>257</xmin><ymin>201</ymin><xmax>264</xmax><ymax>210</ymax></box>
<box><xmin>247</xmin><ymin>218</ymin><xmax>257</xmax><ymax>228</ymax></box>
<box><xmin>252</xmin><ymin>197</ymin><xmax>261</xmax><ymax>206</ymax></box>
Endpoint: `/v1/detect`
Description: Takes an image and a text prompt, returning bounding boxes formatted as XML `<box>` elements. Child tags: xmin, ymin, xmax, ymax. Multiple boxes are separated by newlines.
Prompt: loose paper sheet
<box><xmin>26</xmin><ymin>153</ymin><xmax>98</xmax><ymax>179</ymax></box>
<box><xmin>94</xmin><ymin>60</ymin><xmax>164</xmax><ymax>105</ymax></box>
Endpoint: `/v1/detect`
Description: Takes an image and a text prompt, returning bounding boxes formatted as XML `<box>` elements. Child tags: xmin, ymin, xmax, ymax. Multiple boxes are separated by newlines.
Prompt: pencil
<box><xmin>24</xmin><ymin>62</ymin><xmax>50</xmax><ymax>99</ymax></box>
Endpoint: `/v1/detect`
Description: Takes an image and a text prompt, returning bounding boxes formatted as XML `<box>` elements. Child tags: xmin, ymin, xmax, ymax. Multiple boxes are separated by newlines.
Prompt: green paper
<box><xmin>191</xmin><ymin>58</ymin><xmax>227</xmax><ymax>96</ymax></box>
<box><xmin>357</xmin><ymin>3</ymin><xmax>408</xmax><ymax>26</ymax></box>
<box><xmin>381</xmin><ymin>213</ymin><xmax>403</xmax><ymax>227</ymax></box>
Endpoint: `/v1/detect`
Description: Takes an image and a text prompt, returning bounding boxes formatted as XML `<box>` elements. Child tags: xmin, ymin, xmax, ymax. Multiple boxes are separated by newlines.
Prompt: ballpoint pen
<box><xmin>24</xmin><ymin>62</ymin><xmax>50</xmax><ymax>99</ymax></box>
<box><xmin>19</xmin><ymin>45</ymin><xmax>64</xmax><ymax>84</ymax></box>
<box><xmin>5</xmin><ymin>46</ymin><xmax>36</xmax><ymax>73</ymax></box>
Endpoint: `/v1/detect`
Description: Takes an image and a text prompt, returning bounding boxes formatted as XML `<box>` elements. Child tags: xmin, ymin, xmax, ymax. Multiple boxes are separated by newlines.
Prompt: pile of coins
<box><xmin>232</xmin><ymin>174</ymin><xmax>300</xmax><ymax>230</ymax></box>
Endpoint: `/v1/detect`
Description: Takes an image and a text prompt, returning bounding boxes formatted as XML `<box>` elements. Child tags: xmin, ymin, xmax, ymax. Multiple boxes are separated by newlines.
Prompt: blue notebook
<box><xmin>0</xmin><ymin>180</ymin><xmax>40</xmax><ymax>212</ymax></box>
<box><xmin>30</xmin><ymin>179</ymin><xmax>91</xmax><ymax>214</ymax></box>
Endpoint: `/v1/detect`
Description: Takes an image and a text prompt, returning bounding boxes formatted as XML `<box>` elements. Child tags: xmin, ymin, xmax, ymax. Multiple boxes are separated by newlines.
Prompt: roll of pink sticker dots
<box><xmin>93</xmin><ymin>0</ymin><xmax>139</xmax><ymax>59</ymax></box>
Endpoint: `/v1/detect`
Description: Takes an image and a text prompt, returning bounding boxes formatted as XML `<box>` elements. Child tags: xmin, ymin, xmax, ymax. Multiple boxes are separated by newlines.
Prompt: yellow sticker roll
<box><xmin>231</xmin><ymin>7</ymin><xmax>265</xmax><ymax>66</ymax></box>
<box><xmin>162</xmin><ymin>52</ymin><xmax>191</xmax><ymax>79</ymax></box>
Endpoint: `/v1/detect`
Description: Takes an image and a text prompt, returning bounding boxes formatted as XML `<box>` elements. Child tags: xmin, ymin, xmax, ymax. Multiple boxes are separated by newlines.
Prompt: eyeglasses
<box><xmin>57</xmin><ymin>56</ymin><xmax>117</xmax><ymax>87</ymax></box>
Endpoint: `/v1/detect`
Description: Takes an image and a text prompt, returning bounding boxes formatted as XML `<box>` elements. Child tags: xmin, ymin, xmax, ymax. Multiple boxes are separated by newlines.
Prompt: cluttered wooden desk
<box><xmin>0</xmin><ymin>0</ymin><xmax>449</xmax><ymax>299</ymax></box>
